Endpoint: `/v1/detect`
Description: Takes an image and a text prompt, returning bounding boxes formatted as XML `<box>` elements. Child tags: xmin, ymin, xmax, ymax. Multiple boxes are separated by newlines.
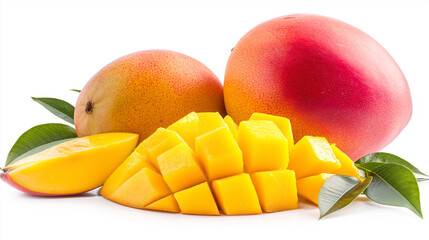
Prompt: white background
<box><xmin>1</xmin><ymin>0</ymin><xmax>428</xmax><ymax>239</ymax></box>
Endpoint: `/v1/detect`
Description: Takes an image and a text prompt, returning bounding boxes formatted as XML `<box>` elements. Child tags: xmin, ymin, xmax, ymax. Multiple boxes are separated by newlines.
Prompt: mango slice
<box><xmin>5</xmin><ymin>133</ymin><xmax>138</xmax><ymax>196</ymax></box>
<box><xmin>296</xmin><ymin>173</ymin><xmax>333</xmax><ymax>205</ymax></box>
<box><xmin>288</xmin><ymin>136</ymin><xmax>341</xmax><ymax>179</ymax></box>
<box><xmin>195</xmin><ymin>126</ymin><xmax>243</xmax><ymax>181</ymax></box>
<box><xmin>167</xmin><ymin>112</ymin><xmax>199</xmax><ymax>150</ymax></box>
<box><xmin>196</xmin><ymin>112</ymin><xmax>227</xmax><ymax>136</ymax></box>
<box><xmin>108</xmin><ymin>168</ymin><xmax>171</xmax><ymax>209</ymax></box>
<box><xmin>135</xmin><ymin>128</ymin><xmax>185</xmax><ymax>169</ymax></box>
<box><xmin>174</xmin><ymin>182</ymin><xmax>220</xmax><ymax>215</ymax></box>
<box><xmin>145</xmin><ymin>195</ymin><xmax>180</xmax><ymax>213</ymax></box>
<box><xmin>249</xmin><ymin>113</ymin><xmax>294</xmax><ymax>150</ymax></box>
<box><xmin>238</xmin><ymin>120</ymin><xmax>289</xmax><ymax>173</ymax></box>
<box><xmin>250</xmin><ymin>169</ymin><xmax>298</xmax><ymax>212</ymax></box>
<box><xmin>212</xmin><ymin>173</ymin><xmax>262</xmax><ymax>215</ymax></box>
<box><xmin>157</xmin><ymin>142</ymin><xmax>206</xmax><ymax>192</ymax></box>
<box><xmin>331</xmin><ymin>144</ymin><xmax>363</xmax><ymax>181</ymax></box>
<box><xmin>224</xmin><ymin>115</ymin><xmax>238</xmax><ymax>140</ymax></box>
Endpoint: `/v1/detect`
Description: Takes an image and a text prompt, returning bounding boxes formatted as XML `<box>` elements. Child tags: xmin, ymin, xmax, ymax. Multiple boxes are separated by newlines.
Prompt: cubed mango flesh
<box><xmin>174</xmin><ymin>182</ymin><xmax>220</xmax><ymax>215</ymax></box>
<box><xmin>135</xmin><ymin>128</ymin><xmax>185</xmax><ymax>169</ymax></box>
<box><xmin>195</xmin><ymin>126</ymin><xmax>243</xmax><ymax>181</ymax></box>
<box><xmin>157</xmin><ymin>142</ymin><xmax>206</xmax><ymax>192</ymax></box>
<box><xmin>238</xmin><ymin>120</ymin><xmax>289</xmax><ymax>173</ymax></box>
<box><xmin>224</xmin><ymin>115</ymin><xmax>238</xmax><ymax>140</ymax></box>
<box><xmin>249</xmin><ymin>113</ymin><xmax>294</xmax><ymax>150</ymax></box>
<box><xmin>145</xmin><ymin>194</ymin><xmax>180</xmax><ymax>213</ymax></box>
<box><xmin>288</xmin><ymin>136</ymin><xmax>341</xmax><ymax>179</ymax></box>
<box><xmin>296</xmin><ymin>173</ymin><xmax>333</xmax><ymax>205</ymax></box>
<box><xmin>212</xmin><ymin>173</ymin><xmax>262</xmax><ymax>215</ymax></box>
<box><xmin>167</xmin><ymin>112</ymin><xmax>199</xmax><ymax>150</ymax></box>
<box><xmin>108</xmin><ymin>168</ymin><xmax>171</xmax><ymax>209</ymax></box>
<box><xmin>331</xmin><ymin>144</ymin><xmax>363</xmax><ymax>181</ymax></box>
<box><xmin>250</xmin><ymin>170</ymin><xmax>298</xmax><ymax>212</ymax></box>
<box><xmin>196</xmin><ymin>112</ymin><xmax>227</xmax><ymax>136</ymax></box>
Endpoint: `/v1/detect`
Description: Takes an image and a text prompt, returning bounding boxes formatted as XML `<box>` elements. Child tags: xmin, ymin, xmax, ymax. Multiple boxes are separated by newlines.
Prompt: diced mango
<box><xmin>296</xmin><ymin>173</ymin><xmax>333</xmax><ymax>205</ymax></box>
<box><xmin>167</xmin><ymin>112</ymin><xmax>199</xmax><ymax>150</ymax></box>
<box><xmin>174</xmin><ymin>182</ymin><xmax>220</xmax><ymax>215</ymax></box>
<box><xmin>288</xmin><ymin>136</ymin><xmax>341</xmax><ymax>179</ymax></box>
<box><xmin>135</xmin><ymin>128</ymin><xmax>185</xmax><ymax>169</ymax></box>
<box><xmin>108</xmin><ymin>168</ymin><xmax>171</xmax><ymax>209</ymax></box>
<box><xmin>250</xmin><ymin>170</ymin><xmax>298</xmax><ymax>212</ymax></box>
<box><xmin>157</xmin><ymin>142</ymin><xmax>206</xmax><ymax>192</ymax></box>
<box><xmin>212</xmin><ymin>173</ymin><xmax>262</xmax><ymax>215</ymax></box>
<box><xmin>331</xmin><ymin>144</ymin><xmax>363</xmax><ymax>181</ymax></box>
<box><xmin>100</xmin><ymin>151</ymin><xmax>156</xmax><ymax>196</ymax></box>
<box><xmin>249</xmin><ymin>113</ymin><xmax>294</xmax><ymax>150</ymax></box>
<box><xmin>195</xmin><ymin>126</ymin><xmax>243</xmax><ymax>181</ymax></box>
<box><xmin>196</xmin><ymin>112</ymin><xmax>227</xmax><ymax>136</ymax></box>
<box><xmin>224</xmin><ymin>115</ymin><xmax>238</xmax><ymax>140</ymax></box>
<box><xmin>238</xmin><ymin>120</ymin><xmax>289</xmax><ymax>173</ymax></box>
<box><xmin>145</xmin><ymin>194</ymin><xmax>180</xmax><ymax>213</ymax></box>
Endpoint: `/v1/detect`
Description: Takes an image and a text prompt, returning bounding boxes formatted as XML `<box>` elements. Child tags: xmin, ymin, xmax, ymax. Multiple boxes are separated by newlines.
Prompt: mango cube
<box><xmin>331</xmin><ymin>144</ymin><xmax>363</xmax><ymax>181</ymax></box>
<box><xmin>109</xmin><ymin>168</ymin><xmax>171</xmax><ymax>209</ymax></box>
<box><xmin>249</xmin><ymin>113</ymin><xmax>294</xmax><ymax>150</ymax></box>
<box><xmin>224</xmin><ymin>115</ymin><xmax>238</xmax><ymax>140</ymax></box>
<box><xmin>167</xmin><ymin>112</ymin><xmax>199</xmax><ymax>150</ymax></box>
<box><xmin>212</xmin><ymin>173</ymin><xmax>262</xmax><ymax>215</ymax></box>
<box><xmin>296</xmin><ymin>173</ymin><xmax>333</xmax><ymax>205</ymax></box>
<box><xmin>195</xmin><ymin>126</ymin><xmax>243</xmax><ymax>181</ymax></box>
<box><xmin>157</xmin><ymin>143</ymin><xmax>206</xmax><ymax>192</ymax></box>
<box><xmin>196</xmin><ymin>112</ymin><xmax>227</xmax><ymax>136</ymax></box>
<box><xmin>238</xmin><ymin>120</ymin><xmax>289</xmax><ymax>173</ymax></box>
<box><xmin>288</xmin><ymin>136</ymin><xmax>341</xmax><ymax>179</ymax></box>
<box><xmin>174</xmin><ymin>182</ymin><xmax>220</xmax><ymax>215</ymax></box>
<box><xmin>135</xmin><ymin>128</ymin><xmax>185</xmax><ymax>169</ymax></box>
<box><xmin>250</xmin><ymin>170</ymin><xmax>298</xmax><ymax>212</ymax></box>
<box><xmin>145</xmin><ymin>194</ymin><xmax>180</xmax><ymax>213</ymax></box>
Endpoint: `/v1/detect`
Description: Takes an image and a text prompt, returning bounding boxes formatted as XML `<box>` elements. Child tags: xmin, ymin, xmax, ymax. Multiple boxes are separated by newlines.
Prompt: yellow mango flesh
<box><xmin>157</xmin><ymin>142</ymin><xmax>206</xmax><ymax>192</ymax></box>
<box><xmin>100</xmin><ymin>151</ymin><xmax>156</xmax><ymax>196</ymax></box>
<box><xmin>8</xmin><ymin>133</ymin><xmax>138</xmax><ymax>195</ymax></box>
<box><xmin>135</xmin><ymin>128</ymin><xmax>185</xmax><ymax>169</ymax></box>
<box><xmin>224</xmin><ymin>115</ymin><xmax>238</xmax><ymax>140</ymax></box>
<box><xmin>296</xmin><ymin>173</ymin><xmax>333</xmax><ymax>205</ymax></box>
<box><xmin>250</xmin><ymin>169</ymin><xmax>298</xmax><ymax>212</ymax></box>
<box><xmin>174</xmin><ymin>182</ymin><xmax>220</xmax><ymax>215</ymax></box>
<box><xmin>288</xmin><ymin>136</ymin><xmax>341</xmax><ymax>179</ymax></box>
<box><xmin>196</xmin><ymin>112</ymin><xmax>227</xmax><ymax>136</ymax></box>
<box><xmin>249</xmin><ymin>113</ymin><xmax>294</xmax><ymax>150</ymax></box>
<box><xmin>195</xmin><ymin>126</ymin><xmax>243</xmax><ymax>181</ymax></box>
<box><xmin>145</xmin><ymin>195</ymin><xmax>180</xmax><ymax>213</ymax></box>
<box><xmin>331</xmin><ymin>144</ymin><xmax>363</xmax><ymax>181</ymax></box>
<box><xmin>108</xmin><ymin>168</ymin><xmax>171</xmax><ymax>208</ymax></box>
<box><xmin>167</xmin><ymin>112</ymin><xmax>199</xmax><ymax>150</ymax></box>
<box><xmin>212</xmin><ymin>173</ymin><xmax>262</xmax><ymax>215</ymax></box>
<box><xmin>238</xmin><ymin>120</ymin><xmax>289</xmax><ymax>173</ymax></box>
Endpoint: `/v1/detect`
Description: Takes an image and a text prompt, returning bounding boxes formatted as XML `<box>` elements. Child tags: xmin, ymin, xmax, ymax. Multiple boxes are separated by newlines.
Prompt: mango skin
<box><xmin>224</xmin><ymin>14</ymin><xmax>412</xmax><ymax>160</ymax></box>
<box><xmin>75</xmin><ymin>50</ymin><xmax>226</xmax><ymax>142</ymax></box>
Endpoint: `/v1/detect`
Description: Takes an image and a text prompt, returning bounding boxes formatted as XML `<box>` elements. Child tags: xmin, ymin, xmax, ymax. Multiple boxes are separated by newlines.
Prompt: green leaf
<box><xmin>6</xmin><ymin>123</ymin><xmax>77</xmax><ymax>166</ymax></box>
<box><xmin>318</xmin><ymin>175</ymin><xmax>372</xmax><ymax>219</ymax></box>
<box><xmin>70</xmin><ymin>89</ymin><xmax>81</xmax><ymax>93</ymax></box>
<box><xmin>356</xmin><ymin>162</ymin><xmax>423</xmax><ymax>218</ymax></box>
<box><xmin>32</xmin><ymin>97</ymin><xmax>75</xmax><ymax>125</ymax></box>
<box><xmin>356</xmin><ymin>152</ymin><xmax>428</xmax><ymax>180</ymax></box>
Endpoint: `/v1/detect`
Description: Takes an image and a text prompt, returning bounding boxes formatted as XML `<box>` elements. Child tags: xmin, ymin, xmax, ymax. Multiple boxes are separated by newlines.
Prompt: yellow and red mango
<box><xmin>224</xmin><ymin>14</ymin><xmax>412</xmax><ymax>160</ymax></box>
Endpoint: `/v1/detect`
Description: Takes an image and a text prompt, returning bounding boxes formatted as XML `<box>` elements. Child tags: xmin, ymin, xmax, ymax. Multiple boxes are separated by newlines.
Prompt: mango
<box><xmin>74</xmin><ymin>50</ymin><xmax>226</xmax><ymax>143</ymax></box>
<box><xmin>224</xmin><ymin>115</ymin><xmax>238</xmax><ymax>140</ymax></box>
<box><xmin>2</xmin><ymin>133</ymin><xmax>138</xmax><ymax>196</ymax></box>
<box><xmin>296</xmin><ymin>173</ymin><xmax>333</xmax><ymax>205</ymax></box>
<box><xmin>174</xmin><ymin>182</ymin><xmax>220</xmax><ymax>215</ymax></box>
<box><xmin>224</xmin><ymin>14</ymin><xmax>412</xmax><ymax>160</ymax></box>
<box><xmin>195</xmin><ymin>126</ymin><xmax>243</xmax><ymax>181</ymax></box>
<box><xmin>238</xmin><ymin>120</ymin><xmax>289</xmax><ymax>173</ymax></box>
<box><xmin>167</xmin><ymin>112</ymin><xmax>199</xmax><ymax>150</ymax></box>
<box><xmin>212</xmin><ymin>173</ymin><xmax>262</xmax><ymax>215</ymax></box>
<box><xmin>331</xmin><ymin>144</ymin><xmax>363</xmax><ymax>181</ymax></box>
<box><xmin>249</xmin><ymin>113</ymin><xmax>294</xmax><ymax>150</ymax></box>
<box><xmin>196</xmin><ymin>112</ymin><xmax>228</xmax><ymax>136</ymax></box>
<box><xmin>145</xmin><ymin>195</ymin><xmax>180</xmax><ymax>213</ymax></box>
<box><xmin>288</xmin><ymin>136</ymin><xmax>341</xmax><ymax>179</ymax></box>
<box><xmin>250</xmin><ymin>170</ymin><xmax>298</xmax><ymax>212</ymax></box>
